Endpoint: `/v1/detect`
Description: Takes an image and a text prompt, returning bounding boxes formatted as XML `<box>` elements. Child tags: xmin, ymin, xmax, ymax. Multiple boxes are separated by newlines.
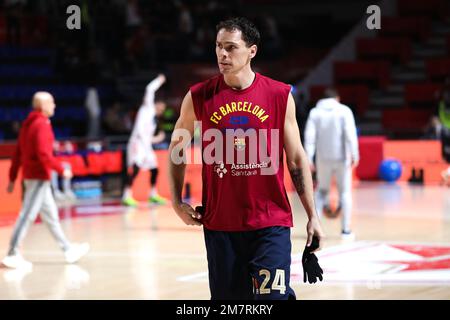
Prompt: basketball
<box><xmin>379</xmin><ymin>159</ymin><xmax>403</xmax><ymax>182</ymax></box>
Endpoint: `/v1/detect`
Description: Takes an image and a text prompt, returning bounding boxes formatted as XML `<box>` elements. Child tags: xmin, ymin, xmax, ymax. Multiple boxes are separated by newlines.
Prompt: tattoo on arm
<box><xmin>290</xmin><ymin>168</ymin><xmax>305</xmax><ymax>196</ymax></box>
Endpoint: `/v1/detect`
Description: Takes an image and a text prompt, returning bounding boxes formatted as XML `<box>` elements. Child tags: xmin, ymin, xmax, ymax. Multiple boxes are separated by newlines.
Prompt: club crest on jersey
<box><xmin>214</xmin><ymin>163</ymin><xmax>227</xmax><ymax>178</ymax></box>
<box><xmin>234</xmin><ymin>137</ymin><xmax>246</xmax><ymax>151</ymax></box>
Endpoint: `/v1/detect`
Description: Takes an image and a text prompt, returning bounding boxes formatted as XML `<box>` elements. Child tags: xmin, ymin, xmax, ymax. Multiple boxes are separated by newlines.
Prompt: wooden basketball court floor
<box><xmin>0</xmin><ymin>181</ymin><xmax>449</xmax><ymax>300</ymax></box>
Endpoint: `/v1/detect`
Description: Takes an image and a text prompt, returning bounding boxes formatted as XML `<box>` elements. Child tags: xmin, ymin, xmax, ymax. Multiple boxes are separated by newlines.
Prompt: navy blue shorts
<box><xmin>203</xmin><ymin>226</ymin><xmax>296</xmax><ymax>300</ymax></box>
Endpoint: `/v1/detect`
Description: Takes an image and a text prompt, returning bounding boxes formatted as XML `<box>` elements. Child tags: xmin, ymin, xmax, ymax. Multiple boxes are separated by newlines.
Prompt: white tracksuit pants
<box><xmin>8</xmin><ymin>180</ymin><xmax>71</xmax><ymax>256</ymax></box>
<box><xmin>314</xmin><ymin>160</ymin><xmax>353</xmax><ymax>232</ymax></box>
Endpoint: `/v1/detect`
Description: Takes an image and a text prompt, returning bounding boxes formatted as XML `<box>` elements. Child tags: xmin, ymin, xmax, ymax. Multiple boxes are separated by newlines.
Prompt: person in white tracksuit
<box><xmin>122</xmin><ymin>74</ymin><xmax>167</xmax><ymax>206</ymax></box>
<box><xmin>304</xmin><ymin>88</ymin><xmax>359</xmax><ymax>240</ymax></box>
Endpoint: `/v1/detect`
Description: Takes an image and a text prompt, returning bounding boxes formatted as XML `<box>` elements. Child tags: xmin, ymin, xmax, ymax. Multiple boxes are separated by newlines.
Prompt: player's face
<box><xmin>42</xmin><ymin>96</ymin><xmax>56</xmax><ymax>117</ymax></box>
<box><xmin>216</xmin><ymin>29</ymin><xmax>257</xmax><ymax>75</ymax></box>
<box><xmin>155</xmin><ymin>101</ymin><xmax>166</xmax><ymax>116</ymax></box>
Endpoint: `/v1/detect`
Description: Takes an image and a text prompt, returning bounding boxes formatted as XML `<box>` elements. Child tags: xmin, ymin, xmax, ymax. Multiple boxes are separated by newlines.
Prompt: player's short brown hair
<box><xmin>323</xmin><ymin>88</ymin><xmax>339</xmax><ymax>99</ymax></box>
<box><xmin>216</xmin><ymin>17</ymin><xmax>260</xmax><ymax>47</ymax></box>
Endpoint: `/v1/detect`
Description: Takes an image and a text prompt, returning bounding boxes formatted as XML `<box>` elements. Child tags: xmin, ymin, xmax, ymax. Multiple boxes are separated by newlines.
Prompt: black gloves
<box><xmin>302</xmin><ymin>236</ymin><xmax>323</xmax><ymax>284</ymax></box>
<box><xmin>195</xmin><ymin>206</ymin><xmax>204</xmax><ymax>215</ymax></box>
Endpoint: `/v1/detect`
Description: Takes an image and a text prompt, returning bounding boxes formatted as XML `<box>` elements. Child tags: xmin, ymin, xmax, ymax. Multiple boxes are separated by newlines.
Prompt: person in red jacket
<box><xmin>2</xmin><ymin>92</ymin><xmax>90</xmax><ymax>270</ymax></box>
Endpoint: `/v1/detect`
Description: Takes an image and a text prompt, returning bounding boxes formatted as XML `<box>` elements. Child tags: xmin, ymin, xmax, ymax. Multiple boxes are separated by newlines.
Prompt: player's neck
<box><xmin>223</xmin><ymin>68</ymin><xmax>255</xmax><ymax>91</ymax></box>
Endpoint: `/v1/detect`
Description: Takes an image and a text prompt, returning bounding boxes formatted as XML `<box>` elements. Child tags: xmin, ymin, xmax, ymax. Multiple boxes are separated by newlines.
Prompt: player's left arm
<box><xmin>284</xmin><ymin>93</ymin><xmax>325</xmax><ymax>251</ymax></box>
<box><xmin>152</xmin><ymin>131</ymin><xmax>166</xmax><ymax>144</ymax></box>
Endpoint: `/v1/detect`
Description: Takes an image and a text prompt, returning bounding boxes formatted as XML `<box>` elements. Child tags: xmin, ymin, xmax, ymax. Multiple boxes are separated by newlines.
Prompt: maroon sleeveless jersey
<box><xmin>190</xmin><ymin>72</ymin><xmax>293</xmax><ymax>231</ymax></box>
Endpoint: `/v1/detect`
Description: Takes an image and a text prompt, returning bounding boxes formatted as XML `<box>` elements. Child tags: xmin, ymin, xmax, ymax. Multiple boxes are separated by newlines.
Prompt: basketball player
<box><xmin>2</xmin><ymin>92</ymin><xmax>90</xmax><ymax>270</ymax></box>
<box><xmin>168</xmin><ymin>17</ymin><xmax>324</xmax><ymax>300</ymax></box>
<box><xmin>122</xmin><ymin>74</ymin><xmax>168</xmax><ymax>206</ymax></box>
<box><xmin>304</xmin><ymin>88</ymin><xmax>359</xmax><ymax>240</ymax></box>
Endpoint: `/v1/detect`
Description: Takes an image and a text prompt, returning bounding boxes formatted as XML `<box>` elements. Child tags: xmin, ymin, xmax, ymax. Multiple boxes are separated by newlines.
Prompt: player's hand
<box><xmin>302</xmin><ymin>236</ymin><xmax>324</xmax><ymax>284</ymax></box>
<box><xmin>158</xmin><ymin>74</ymin><xmax>166</xmax><ymax>84</ymax></box>
<box><xmin>6</xmin><ymin>181</ymin><xmax>14</xmax><ymax>193</ymax></box>
<box><xmin>174</xmin><ymin>202</ymin><xmax>202</xmax><ymax>226</ymax></box>
<box><xmin>306</xmin><ymin>216</ymin><xmax>324</xmax><ymax>253</ymax></box>
<box><xmin>63</xmin><ymin>168</ymin><xmax>73</xmax><ymax>179</ymax></box>
<box><xmin>351</xmin><ymin>158</ymin><xmax>359</xmax><ymax>169</ymax></box>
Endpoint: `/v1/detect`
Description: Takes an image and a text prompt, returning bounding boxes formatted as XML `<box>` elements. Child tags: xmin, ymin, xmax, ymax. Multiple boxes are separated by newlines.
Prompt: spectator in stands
<box><xmin>173</xmin><ymin>2</ymin><xmax>194</xmax><ymax>62</ymax></box>
<box><xmin>125</xmin><ymin>0</ymin><xmax>142</xmax><ymax>37</ymax></box>
<box><xmin>304</xmin><ymin>88</ymin><xmax>359</xmax><ymax>240</ymax></box>
<box><xmin>4</xmin><ymin>0</ymin><xmax>26</xmax><ymax>46</ymax></box>
<box><xmin>3</xmin><ymin>121</ymin><xmax>21</xmax><ymax>140</ymax></box>
<box><xmin>84</xmin><ymin>87</ymin><xmax>102</xmax><ymax>139</ymax></box>
<box><xmin>2</xmin><ymin>91</ymin><xmax>89</xmax><ymax>270</ymax></box>
<box><xmin>294</xmin><ymin>92</ymin><xmax>310</xmax><ymax>145</ymax></box>
<box><xmin>103</xmin><ymin>101</ymin><xmax>132</xmax><ymax>136</ymax></box>
<box><xmin>152</xmin><ymin>99</ymin><xmax>168</xmax><ymax>150</ymax></box>
<box><xmin>177</xmin><ymin>2</ymin><xmax>194</xmax><ymax>35</ymax></box>
<box><xmin>422</xmin><ymin>116</ymin><xmax>442</xmax><ymax>140</ymax></box>
<box><xmin>191</xmin><ymin>19</ymin><xmax>215</xmax><ymax>60</ymax></box>
<box><xmin>156</xmin><ymin>106</ymin><xmax>178</xmax><ymax>146</ymax></box>
<box><xmin>57</xmin><ymin>44</ymin><xmax>83</xmax><ymax>83</ymax></box>
<box><xmin>258</xmin><ymin>14</ymin><xmax>282</xmax><ymax>58</ymax></box>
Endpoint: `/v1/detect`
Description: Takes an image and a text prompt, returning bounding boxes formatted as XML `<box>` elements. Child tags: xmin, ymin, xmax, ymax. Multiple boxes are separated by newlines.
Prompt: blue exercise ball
<box><xmin>379</xmin><ymin>159</ymin><xmax>402</xmax><ymax>182</ymax></box>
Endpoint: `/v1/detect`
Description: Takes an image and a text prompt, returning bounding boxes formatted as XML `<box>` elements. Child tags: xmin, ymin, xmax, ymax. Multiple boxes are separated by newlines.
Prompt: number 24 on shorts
<box><xmin>254</xmin><ymin>269</ymin><xmax>286</xmax><ymax>295</ymax></box>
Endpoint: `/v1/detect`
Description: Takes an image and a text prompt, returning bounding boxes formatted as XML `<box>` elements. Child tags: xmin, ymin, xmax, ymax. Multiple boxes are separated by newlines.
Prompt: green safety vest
<box><xmin>439</xmin><ymin>100</ymin><xmax>450</xmax><ymax>129</ymax></box>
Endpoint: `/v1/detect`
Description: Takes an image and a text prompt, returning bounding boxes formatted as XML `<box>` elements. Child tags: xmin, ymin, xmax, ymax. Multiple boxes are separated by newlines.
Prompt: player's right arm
<box><xmin>168</xmin><ymin>91</ymin><xmax>202</xmax><ymax>226</ymax></box>
<box><xmin>343</xmin><ymin>108</ymin><xmax>359</xmax><ymax>168</ymax></box>
<box><xmin>284</xmin><ymin>93</ymin><xmax>324</xmax><ymax>251</ymax></box>
<box><xmin>36</xmin><ymin>122</ymin><xmax>64</xmax><ymax>175</ymax></box>
<box><xmin>142</xmin><ymin>74</ymin><xmax>166</xmax><ymax>107</ymax></box>
<box><xmin>8</xmin><ymin>134</ymin><xmax>22</xmax><ymax>193</ymax></box>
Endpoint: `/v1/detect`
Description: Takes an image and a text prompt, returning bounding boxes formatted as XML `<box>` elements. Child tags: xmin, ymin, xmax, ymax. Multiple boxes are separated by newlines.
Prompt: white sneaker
<box><xmin>65</xmin><ymin>243</ymin><xmax>90</xmax><ymax>264</ymax></box>
<box><xmin>1</xmin><ymin>254</ymin><xmax>33</xmax><ymax>271</ymax></box>
<box><xmin>341</xmin><ymin>230</ymin><xmax>356</xmax><ymax>241</ymax></box>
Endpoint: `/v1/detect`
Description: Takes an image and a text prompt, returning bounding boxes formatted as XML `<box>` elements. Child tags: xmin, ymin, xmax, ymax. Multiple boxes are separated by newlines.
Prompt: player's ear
<box><xmin>249</xmin><ymin>45</ymin><xmax>257</xmax><ymax>59</ymax></box>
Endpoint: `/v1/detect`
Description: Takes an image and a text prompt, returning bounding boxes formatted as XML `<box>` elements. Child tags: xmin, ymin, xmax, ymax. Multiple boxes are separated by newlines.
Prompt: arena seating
<box><xmin>426</xmin><ymin>58</ymin><xmax>450</xmax><ymax>82</ymax></box>
<box><xmin>382</xmin><ymin>109</ymin><xmax>433</xmax><ymax>132</ymax></box>
<box><xmin>397</xmin><ymin>0</ymin><xmax>448</xmax><ymax>19</ymax></box>
<box><xmin>356</xmin><ymin>37</ymin><xmax>412</xmax><ymax>65</ymax></box>
<box><xmin>447</xmin><ymin>35</ymin><xmax>450</xmax><ymax>54</ymax></box>
<box><xmin>56</xmin><ymin>151</ymin><xmax>123</xmax><ymax>177</ymax></box>
<box><xmin>334</xmin><ymin>61</ymin><xmax>391</xmax><ymax>89</ymax></box>
<box><xmin>404</xmin><ymin>83</ymin><xmax>442</xmax><ymax>109</ymax></box>
<box><xmin>379</xmin><ymin>17</ymin><xmax>431</xmax><ymax>42</ymax></box>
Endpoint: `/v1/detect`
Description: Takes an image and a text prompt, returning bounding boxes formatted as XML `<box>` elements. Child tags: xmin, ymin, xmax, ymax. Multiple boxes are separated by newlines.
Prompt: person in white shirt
<box><xmin>122</xmin><ymin>74</ymin><xmax>168</xmax><ymax>206</ymax></box>
<box><xmin>304</xmin><ymin>88</ymin><xmax>359</xmax><ymax>240</ymax></box>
